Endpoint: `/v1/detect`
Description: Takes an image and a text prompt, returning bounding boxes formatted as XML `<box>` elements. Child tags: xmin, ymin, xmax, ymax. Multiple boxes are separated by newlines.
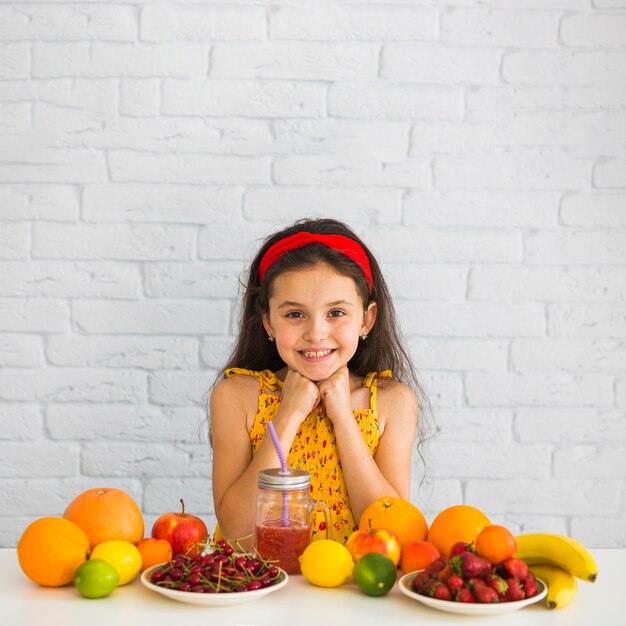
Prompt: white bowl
<box><xmin>140</xmin><ymin>563</ymin><xmax>289</xmax><ymax>606</ymax></box>
<box><xmin>398</xmin><ymin>571</ymin><xmax>547</xmax><ymax>615</ymax></box>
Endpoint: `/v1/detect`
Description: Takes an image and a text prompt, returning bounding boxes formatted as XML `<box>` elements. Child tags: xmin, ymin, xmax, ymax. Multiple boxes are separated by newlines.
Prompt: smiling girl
<box><xmin>210</xmin><ymin>218</ymin><xmax>425</xmax><ymax>544</ymax></box>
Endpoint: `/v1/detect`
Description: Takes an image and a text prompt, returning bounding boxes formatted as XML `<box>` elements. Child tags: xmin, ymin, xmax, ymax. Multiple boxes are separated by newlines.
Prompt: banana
<box><xmin>515</xmin><ymin>533</ymin><xmax>598</xmax><ymax>583</ymax></box>
<box><xmin>529</xmin><ymin>564</ymin><xmax>577</xmax><ymax>609</ymax></box>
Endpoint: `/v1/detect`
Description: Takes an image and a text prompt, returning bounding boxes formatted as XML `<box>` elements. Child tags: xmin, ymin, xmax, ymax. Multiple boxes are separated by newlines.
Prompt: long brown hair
<box><xmin>220</xmin><ymin>218</ymin><xmax>424</xmax><ymax>399</ymax></box>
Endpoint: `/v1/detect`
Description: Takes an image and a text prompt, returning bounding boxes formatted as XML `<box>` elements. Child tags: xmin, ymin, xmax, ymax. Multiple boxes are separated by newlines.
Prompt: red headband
<box><xmin>258</xmin><ymin>232</ymin><xmax>373</xmax><ymax>294</ymax></box>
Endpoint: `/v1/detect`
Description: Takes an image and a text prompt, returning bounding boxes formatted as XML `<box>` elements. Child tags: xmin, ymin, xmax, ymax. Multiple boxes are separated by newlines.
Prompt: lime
<box><xmin>299</xmin><ymin>539</ymin><xmax>354</xmax><ymax>588</ymax></box>
<box><xmin>354</xmin><ymin>552</ymin><xmax>397</xmax><ymax>597</ymax></box>
<box><xmin>90</xmin><ymin>540</ymin><xmax>142</xmax><ymax>585</ymax></box>
<box><xmin>74</xmin><ymin>559</ymin><xmax>119</xmax><ymax>599</ymax></box>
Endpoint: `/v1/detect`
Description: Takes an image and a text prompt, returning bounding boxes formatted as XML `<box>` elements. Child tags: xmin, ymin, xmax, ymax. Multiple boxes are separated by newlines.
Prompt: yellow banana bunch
<box><xmin>515</xmin><ymin>533</ymin><xmax>598</xmax><ymax>583</ymax></box>
<box><xmin>529</xmin><ymin>564</ymin><xmax>577</xmax><ymax>609</ymax></box>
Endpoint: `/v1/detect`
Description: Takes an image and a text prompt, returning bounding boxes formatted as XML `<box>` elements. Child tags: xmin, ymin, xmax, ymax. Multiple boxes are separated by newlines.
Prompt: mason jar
<box><xmin>255</xmin><ymin>468</ymin><xmax>330</xmax><ymax>574</ymax></box>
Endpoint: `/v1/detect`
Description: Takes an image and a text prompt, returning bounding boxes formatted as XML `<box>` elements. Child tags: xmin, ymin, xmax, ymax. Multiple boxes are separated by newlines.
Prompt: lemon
<box><xmin>90</xmin><ymin>540</ymin><xmax>142</xmax><ymax>585</ymax></box>
<box><xmin>299</xmin><ymin>539</ymin><xmax>354</xmax><ymax>588</ymax></box>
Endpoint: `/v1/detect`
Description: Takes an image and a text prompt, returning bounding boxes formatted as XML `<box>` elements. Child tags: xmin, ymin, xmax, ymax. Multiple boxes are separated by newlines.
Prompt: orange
<box><xmin>475</xmin><ymin>524</ymin><xmax>517</xmax><ymax>564</ymax></box>
<box><xmin>17</xmin><ymin>517</ymin><xmax>90</xmax><ymax>587</ymax></box>
<box><xmin>359</xmin><ymin>497</ymin><xmax>428</xmax><ymax>548</ymax></box>
<box><xmin>63</xmin><ymin>487</ymin><xmax>144</xmax><ymax>549</ymax></box>
<box><xmin>136</xmin><ymin>537</ymin><xmax>172</xmax><ymax>572</ymax></box>
<box><xmin>427</xmin><ymin>504</ymin><xmax>491</xmax><ymax>557</ymax></box>
<box><xmin>399</xmin><ymin>540</ymin><xmax>441</xmax><ymax>574</ymax></box>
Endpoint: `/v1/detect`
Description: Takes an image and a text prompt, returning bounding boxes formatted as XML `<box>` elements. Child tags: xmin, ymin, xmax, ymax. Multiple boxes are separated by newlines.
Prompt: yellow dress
<box><xmin>225</xmin><ymin>368</ymin><xmax>392</xmax><ymax>544</ymax></box>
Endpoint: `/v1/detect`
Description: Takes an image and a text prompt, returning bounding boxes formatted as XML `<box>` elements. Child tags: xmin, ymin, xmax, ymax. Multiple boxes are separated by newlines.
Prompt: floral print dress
<box><xmin>225</xmin><ymin>368</ymin><xmax>391</xmax><ymax>544</ymax></box>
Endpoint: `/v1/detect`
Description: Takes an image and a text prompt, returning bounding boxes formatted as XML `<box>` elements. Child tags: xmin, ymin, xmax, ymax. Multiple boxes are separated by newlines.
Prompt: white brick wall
<box><xmin>1</xmin><ymin>0</ymin><xmax>625</xmax><ymax>549</ymax></box>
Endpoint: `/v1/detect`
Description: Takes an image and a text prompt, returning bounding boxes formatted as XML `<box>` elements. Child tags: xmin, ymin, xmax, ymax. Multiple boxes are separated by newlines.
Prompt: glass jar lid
<box><xmin>258</xmin><ymin>468</ymin><xmax>310</xmax><ymax>491</ymax></box>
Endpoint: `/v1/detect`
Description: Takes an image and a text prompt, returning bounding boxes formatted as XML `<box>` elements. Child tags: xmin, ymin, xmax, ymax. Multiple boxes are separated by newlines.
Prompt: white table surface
<box><xmin>2</xmin><ymin>548</ymin><xmax>623</xmax><ymax>626</ymax></box>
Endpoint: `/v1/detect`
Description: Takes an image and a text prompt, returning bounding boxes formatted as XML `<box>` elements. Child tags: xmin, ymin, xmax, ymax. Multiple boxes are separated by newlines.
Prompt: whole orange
<box><xmin>399</xmin><ymin>540</ymin><xmax>441</xmax><ymax>574</ymax></box>
<box><xmin>17</xmin><ymin>517</ymin><xmax>90</xmax><ymax>587</ymax></box>
<box><xmin>426</xmin><ymin>504</ymin><xmax>491</xmax><ymax>557</ymax></box>
<box><xmin>475</xmin><ymin>524</ymin><xmax>517</xmax><ymax>564</ymax></box>
<box><xmin>63</xmin><ymin>487</ymin><xmax>144</xmax><ymax>549</ymax></box>
<box><xmin>136</xmin><ymin>537</ymin><xmax>172</xmax><ymax>572</ymax></box>
<box><xmin>358</xmin><ymin>497</ymin><xmax>428</xmax><ymax>548</ymax></box>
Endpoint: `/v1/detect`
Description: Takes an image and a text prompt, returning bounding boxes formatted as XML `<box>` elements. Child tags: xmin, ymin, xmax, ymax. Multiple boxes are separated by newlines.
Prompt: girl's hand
<box><xmin>317</xmin><ymin>366</ymin><xmax>353</xmax><ymax>424</ymax></box>
<box><xmin>278</xmin><ymin>368</ymin><xmax>321</xmax><ymax>426</ymax></box>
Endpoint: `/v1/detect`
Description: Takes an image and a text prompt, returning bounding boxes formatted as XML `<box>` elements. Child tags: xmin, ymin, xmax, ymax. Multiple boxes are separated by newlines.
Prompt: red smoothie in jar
<box><xmin>255</xmin><ymin>522</ymin><xmax>311</xmax><ymax>574</ymax></box>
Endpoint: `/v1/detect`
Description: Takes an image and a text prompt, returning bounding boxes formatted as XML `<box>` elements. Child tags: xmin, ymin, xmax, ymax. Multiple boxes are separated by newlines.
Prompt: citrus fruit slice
<box><xmin>354</xmin><ymin>552</ymin><xmax>397</xmax><ymax>597</ymax></box>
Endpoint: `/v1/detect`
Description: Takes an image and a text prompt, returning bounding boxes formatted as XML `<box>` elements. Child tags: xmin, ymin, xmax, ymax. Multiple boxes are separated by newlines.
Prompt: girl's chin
<box><xmin>294</xmin><ymin>362</ymin><xmax>343</xmax><ymax>382</ymax></box>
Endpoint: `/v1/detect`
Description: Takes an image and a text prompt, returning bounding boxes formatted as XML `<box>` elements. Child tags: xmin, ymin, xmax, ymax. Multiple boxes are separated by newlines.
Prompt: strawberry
<box><xmin>419</xmin><ymin>575</ymin><xmax>438</xmax><ymax>595</ymax></box>
<box><xmin>470</xmin><ymin>579</ymin><xmax>499</xmax><ymax>604</ymax></box>
<box><xmin>430</xmin><ymin>582</ymin><xmax>453</xmax><ymax>601</ymax></box>
<box><xmin>456</xmin><ymin>587</ymin><xmax>475</xmax><ymax>603</ymax></box>
<box><xmin>501</xmin><ymin>558</ymin><xmax>528</xmax><ymax>581</ymax></box>
<box><xmin>437</xmin><ymin>564</ymin><xmax>455</xmax><ymax>583</ymax></box>
<box><xmin>446</xmin><ymin>574</ymin><xmax>464</xmax><ymax>596</ymax></box>
<box><xmin>503</xmin><ymin>577</ymin><xmax>526</xmax><ymax>602</ymax></box>
<box><xmin>451</xmin><ymin>551</ymin><xmax>492</xmax><ymax>578</ymax></box>
<box><xmin>484</xmin><ymin>573</ymin><xmax>508</xmax><ymax>596</ymax></box>
<box><xmin>449</xmin><ymin>541</ymin><xmax>472</xmax><ymax>557</ymax></box>
<box><xmin>411</xmin><ymin>570</ymin><xmax>431</xmax><ymax>593</ymax></box>
<box><xmin>522</xmin><ymin>571</ymin><xmax>539</xmax><ymax>598</ymax></box>
<box><xmin>424</xmin><ymin>556</ymin><xmax>447</xmax><ymax>575</ymax></box>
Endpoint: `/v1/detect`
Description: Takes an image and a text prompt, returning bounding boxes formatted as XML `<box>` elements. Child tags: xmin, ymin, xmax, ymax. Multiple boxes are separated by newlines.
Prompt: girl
<box><xmin>210</xmin><ymin>218</ymin><xmax>425</xmax><ymax>544</ymax></box>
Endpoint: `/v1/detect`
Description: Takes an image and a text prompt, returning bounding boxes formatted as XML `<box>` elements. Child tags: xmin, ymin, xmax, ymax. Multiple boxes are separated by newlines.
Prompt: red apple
<box><xmin>345</xmin><ymin>521</ymin><xmax>401</xmax><ymax>566</ymax></box>
<box><xmin>151</xmin><ymin>499</ymin><xmax>208</xmax><ymax>556</ymax></box>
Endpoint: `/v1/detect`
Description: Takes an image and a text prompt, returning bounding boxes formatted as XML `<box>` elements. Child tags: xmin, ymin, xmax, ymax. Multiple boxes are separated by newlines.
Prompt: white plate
<box><xmin>398</xmin><ymin>571</ymin><xmax>547</xmax><ymax>615</ymax></box>
<box><xmin>140</xmin><ymin>563</ymin><xmax>289</xmax><ymax>606</ymax></box>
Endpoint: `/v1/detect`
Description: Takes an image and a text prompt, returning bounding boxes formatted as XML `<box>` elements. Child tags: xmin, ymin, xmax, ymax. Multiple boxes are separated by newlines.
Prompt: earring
<box><xmin>268</xmin><ymin>335</ymin><xmax>275</xmax><ymax>342</ymax></box>
<box><xmin>360</xmin><ymin>333</ymin><xmax>368</xmax><ymax>341</ymax></box>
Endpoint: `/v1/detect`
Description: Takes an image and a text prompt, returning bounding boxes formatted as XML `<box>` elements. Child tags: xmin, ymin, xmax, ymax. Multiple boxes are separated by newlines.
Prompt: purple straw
<box><xmin>267</xmin><ymin>421</ymin><xmax>289</xmax><ymax>526</ymax></box>
<box><xmin>267</xmin><ymin>421</ymin><xmax>288</xmax><ymax>474</ymax></box>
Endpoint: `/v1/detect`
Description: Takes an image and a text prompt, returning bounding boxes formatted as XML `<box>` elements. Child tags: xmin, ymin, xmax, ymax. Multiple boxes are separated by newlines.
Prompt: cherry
<box><xmin>213</xmin><ymin>554</ymin><xmax>229</xmax><ymax>566</ymax></box>
<box><xmin>234</xmin><ymin>556</ymin><xmax>248</xmax><ymax>571</ymax></box>
<box><xmin>150</xmin><ymin>569</ymin><xmax>165</xmax><ymax>583</ymax></box>
<box><xmin>169</xmin><ymin>568</ymin><xmax>184</xmax><ymax>581</ymax></box>
<box><xmin>149</xmin><ymin>542</ymin><xmax>281</xmax><ymax>595</ymax></box>
<box><xmin>246</xmin><ymin>580</ymin><xmax>262</xmax><ymax>591</ymax></box>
